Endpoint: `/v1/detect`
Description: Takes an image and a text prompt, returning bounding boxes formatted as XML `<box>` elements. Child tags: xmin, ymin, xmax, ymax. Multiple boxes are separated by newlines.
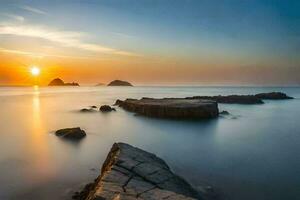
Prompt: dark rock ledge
<box><xmin>254</xmin><ymin>92</ymin><xmax>293</xmax><ymax>100</ymax></box>
<box><xmin>186</xmin><ymin>92</ymin><xmax>293</xmax><ymax>104</ymax></box>
<box><xmin>73</xmin><ymin>143</ymin><xmax>204</xmax><ymax>200</ymax></box>
<box><xmin>116</xmin><ymin>98</ymin><xmax>219</xmax><ymax>119</ymax></box>
<box><xmin>186</xmin><ymin>95</ymin><xmax>263</xmax><ymax>104</ymax></box>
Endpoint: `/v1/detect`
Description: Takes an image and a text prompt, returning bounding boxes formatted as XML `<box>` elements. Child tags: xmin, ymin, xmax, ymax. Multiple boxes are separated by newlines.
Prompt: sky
<box><xmin>0</xmin><ymin>0</ymin><xmax>299</xmax><ymax>86</ymax></box>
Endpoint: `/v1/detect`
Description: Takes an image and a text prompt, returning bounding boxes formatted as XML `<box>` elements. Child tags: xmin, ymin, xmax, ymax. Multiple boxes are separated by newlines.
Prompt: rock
<box><xmin>73</xmin><ymin>143</ymin><xmax>202</xmax><ymax>200</ymax></box>
<box><xmin>48</xmin><ymin>78</ymin><xmax>79</xmax><ymax>86</ymax></box>
<box><xmin>186</xmin><ymin>95</ymin><xmax>263</xmax><ymax>104</ymax></box>
<box><xmin>90</xmin><ymin>106</ymin><xmax>97</xmax><ymax>109</ymax></box>
<box><xmin>114</xmin><ymin>99</ymin><xmax>123</xmax><ymax>106</ymax></box>
<box><xmin>219</xmin><ymin>110</ymin><xmax>229</xmax><ymax>115</ymax></box>
<box><xmin>99</xmin><ymin>105</ymin><xmax>116</xmax><ymax>112</ymax></box>
<box><xmin>255</xmin><ymin>92</ymin><xmax>293</xmax><ymax>100</ymax></box>
<box><xmin>80</xmin><ymin>108</ymin><xmax>96</xmax><ymax>113</ymax></box>
<box><xmin>116</xmin><ymin>98</ymin><xmax>219</xmax><ymax>119</ymax></box>
<box><xmin>55</xmin><ymin>127</ymin><xmax>86</xmax><ymax>140</ymax></box>
<box><xmin>107</xmin><ymin>80</ymin><xmax>133</xmax><ymax>86</ymax></box>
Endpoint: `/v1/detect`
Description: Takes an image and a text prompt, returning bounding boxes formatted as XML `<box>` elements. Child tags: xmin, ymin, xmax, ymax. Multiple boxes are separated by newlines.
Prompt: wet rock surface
<box><xmin>116</xmin><ymin>98</ymin><xmax>219</xmax><ymax>119</ymax></box>
<box><xmin>55</xmin><ymin>127</ymin><xmax>86</xmax><ymax>140</ymax></box>
<box><xmin>100</xmin><ymin>105</ymin><xmax>116</xmax><ymax>112</ymax></box>
<box><xmin>255</xmin><ymin>92</ymin><xmax>293</xmax><ymax>99</ymax></box>
<box><xmin>73</xmin><ymin>143</ymin><xmax>202</xmax><ymax>200</ymax></box>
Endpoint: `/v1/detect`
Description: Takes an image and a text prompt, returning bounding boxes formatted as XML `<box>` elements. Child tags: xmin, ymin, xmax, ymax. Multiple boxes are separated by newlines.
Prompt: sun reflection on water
<box><xmin>26</xmin><ymin>86</ymin><xmax>55</xmax><ymax>180</ymax></box>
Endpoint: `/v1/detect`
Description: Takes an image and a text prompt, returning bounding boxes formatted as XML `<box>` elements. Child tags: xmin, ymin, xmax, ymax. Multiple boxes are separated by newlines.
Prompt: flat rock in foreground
<box><xmin>116</xmin><ymin>98</ymin><xmax>219</xmax><ymax>119</ymax></box>
<box><xmin>74</xmin><ymin>143</ymin><xmax>201</xmax><ymax>200</ymax></box>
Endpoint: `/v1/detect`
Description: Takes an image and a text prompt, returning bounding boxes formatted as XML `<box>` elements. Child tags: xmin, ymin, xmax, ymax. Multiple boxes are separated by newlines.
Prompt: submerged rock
<box><xmin>219</xmin><ymin>110</ymin><xmax>229</xmax><ymax>115</ymax></box>
<box><xmin>55</xmin><ymin>127</ymin><xmax>86</xmax><ymax>140</ymax></box>
<box><xmin>73</xmin><ymin>142</ymin><xmax>202</xmax><ymax>200</ymax></box>
<box><xmin>186</xmin><ymin>95</ymin><xmax>263</xmax><ymax>104</ymax></box>
<box><xmin>116</xmin><ymin>98</ymin><xmax>219</xmax><ymax>119</ymax></box>
<box><xmin>99</xmin><ymin>105</ymin><xmax>116</xmax><ymax>112</ymax></box>
<box><xmin>48</xmin><ymin>78</ymin><xmax>79</xmax><ymax>86</ymax></box>
<box><xmin>255</xmin><ymin>92</ymin><xmax>293</xmax><ymax>100</ymax></box>
<box><xmin>107</xmin><ymin>80</ymin><xmax>133</xmax><ymax>86</ymax></box>
<box><xmin>80</xmin><ymin>108</ymin><xmax>96</xmax><ymax>112</ymax></box>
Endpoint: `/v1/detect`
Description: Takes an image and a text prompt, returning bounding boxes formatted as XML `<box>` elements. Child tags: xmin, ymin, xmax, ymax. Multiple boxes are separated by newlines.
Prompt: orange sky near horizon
<box><xmin>1</xmin><ymin>50</ymin><xmax>299</xmax><ymax>86</ymax></box>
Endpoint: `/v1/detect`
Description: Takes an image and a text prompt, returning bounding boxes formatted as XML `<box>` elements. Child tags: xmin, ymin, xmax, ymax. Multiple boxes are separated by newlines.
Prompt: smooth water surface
<box><xmin>0</xmin><ymin>86</ymin><xmax>299</xmax><ymax>200</ymax></box>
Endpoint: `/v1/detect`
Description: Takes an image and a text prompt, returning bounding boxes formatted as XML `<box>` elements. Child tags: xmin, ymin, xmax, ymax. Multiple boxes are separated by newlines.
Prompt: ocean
<box><xmin>0</xmin><ymin>86</ymin><xmax>299</xmax><ymax>200</ymax></box>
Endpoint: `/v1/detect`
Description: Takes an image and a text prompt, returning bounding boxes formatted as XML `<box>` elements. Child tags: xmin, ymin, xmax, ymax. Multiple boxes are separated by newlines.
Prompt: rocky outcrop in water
<box><xmin>73</xmin><ymin>143</ymin><xmax>202</xmax><ymax>200</ymax></box>
<box><xmin>255</xmin><ymin>92</ymin><xmax>293</xmax><ymax>100</ymax></box>
<box><xmin>107</xmin><ymin>80</ymin><xmax>133</xmax><ymax>86</ymax></box>
<box><xmin>116</xmin><ymin>98</ymin><xmax>219</xmax><ymax>119</ymax></box>
<box><xmin>48</xmin><ymin>78</ymin><xmax>79</xmax><ymax>86</ymax></box>
<box><xmin>219</xmin><ymin>110</ymin><xmax>229</xmax><ymax>115</ymax></box>
<box><xmin>99</xmin><ymin>105</ymin><xmax>116</xmax><ymax>112</ymax></box>
<box><xmin>55</xmin><ymin>127</ymin><xmax>86</xmax><ymax>140</ymax></box>
<box><xmin>186</xmin><ymin>92</ymin><xmax>293</xmax><ymax>104</ymax></box>
<box><xmin>186</xmin><ymin>95</ymin><xmax>263</xmax><ymax>104</ymax></box>
<box><xmin>80</xmin><ymin>108</ymin><xmax>96</xmax><ymax>113</ymax></box>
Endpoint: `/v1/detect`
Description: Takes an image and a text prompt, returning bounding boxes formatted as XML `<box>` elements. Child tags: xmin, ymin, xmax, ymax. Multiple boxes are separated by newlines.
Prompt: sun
<box><xmin>30</xmin><ymin>67</ymin><xmax>40</xmax><ymax>76</ymax></box>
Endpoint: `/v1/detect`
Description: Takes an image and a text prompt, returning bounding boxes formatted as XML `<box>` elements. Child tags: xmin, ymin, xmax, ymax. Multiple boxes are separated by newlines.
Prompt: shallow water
<box><xmin>0</xmin><ymin>86</ymin><xmax>299</xmax><ymax>200</ymax></box>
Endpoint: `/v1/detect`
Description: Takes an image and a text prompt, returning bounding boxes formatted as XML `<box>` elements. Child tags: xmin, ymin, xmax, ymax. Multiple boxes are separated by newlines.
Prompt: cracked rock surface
<box><xmin>74</xmin><ymin>143</ymin><xmax>201</xmax><ymax>200</ymax></box>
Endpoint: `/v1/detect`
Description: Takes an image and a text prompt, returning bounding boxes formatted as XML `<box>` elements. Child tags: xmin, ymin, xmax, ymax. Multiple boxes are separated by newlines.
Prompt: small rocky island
<box><xmin>116</xmin><ymin>98</ymin><xmax>219</xmax><ymax>119</ymax></box>
<box><xmin>95</xmin><ymin>83</ymin><xmax>105</xmax><ymax>86</ymax></box>
<box><xmin>107</xmin><ymin>80</ymin><xmax>133</xmax><ymax>86</ymax></box>
<box><xmin>73</xmin><ymin>143</ymin><xmax>204</xmax><ymax>200</ymax></box>
<box><xmin>48</xmin><ymin>78</ymin><xmax>79</xmax><ymax>86</ymax></box>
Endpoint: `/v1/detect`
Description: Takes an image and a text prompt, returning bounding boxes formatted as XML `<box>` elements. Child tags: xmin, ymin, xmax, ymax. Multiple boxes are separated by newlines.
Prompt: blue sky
<box><xmin>0</xmin><ymin>0</ymin><xmax>299</xmax><ymax>85</ymax></box>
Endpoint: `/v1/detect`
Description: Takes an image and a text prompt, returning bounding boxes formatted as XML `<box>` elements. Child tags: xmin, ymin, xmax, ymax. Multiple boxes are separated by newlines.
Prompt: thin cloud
<box><xmin>0</xmin><ymin>47</ymin><xmax>110</xmax><ymax>60</ymax></box>
<box><xmin>19</xmin><ymin>5</ymin><xmax>47</xmax><ymax>15</ymax></box>
<box><xmin>2</xmin><ymin>13</ymin><xmax>24</xmax><ymax>22</ymax></box>
<box><xmin>0</xmin><ymin>25</ymin><xmax>139</xmax><ymax>56</ymax></box>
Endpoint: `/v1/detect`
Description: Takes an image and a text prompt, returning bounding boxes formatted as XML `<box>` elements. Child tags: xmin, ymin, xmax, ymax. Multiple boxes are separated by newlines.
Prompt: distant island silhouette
<box><xmin>48</xmin><ymin>78</ymin><xmax>79</xmax><ymax>86</ymax></box>
<box><xmin>95</xmin><ymin>83</ymin><xmax>105</xmax><ymax>86</ymax></box>
<box><xmin>107</xmin><ymin>80</ymin><xmax>133</xmax><ymax>86</ymax></box>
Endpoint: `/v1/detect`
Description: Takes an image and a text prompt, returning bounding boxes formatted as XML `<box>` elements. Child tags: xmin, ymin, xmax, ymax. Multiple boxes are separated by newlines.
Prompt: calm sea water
<box><xmin>0</xmin><ymin>86</ymin><xmax>299</xmax><ymax>200</ymax></box>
